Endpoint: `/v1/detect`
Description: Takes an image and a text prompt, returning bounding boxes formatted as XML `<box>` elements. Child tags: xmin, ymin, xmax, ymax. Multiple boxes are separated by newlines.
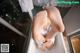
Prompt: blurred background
<box><xmin>0</xmin><ymin>0</ymin><xmax>80</xmax><ymax>53</ymax></box>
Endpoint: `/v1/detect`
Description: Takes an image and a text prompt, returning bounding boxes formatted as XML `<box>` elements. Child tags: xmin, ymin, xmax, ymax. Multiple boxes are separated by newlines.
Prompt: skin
<box><xmin>32</xmin><ymin>6</ymin><xmax>65</xmax><ymax>50</ymax></box>
<box><xmin>45</xmin><ymin>6</ymin><xmax>65</xmax><ymax>39</ymax></box>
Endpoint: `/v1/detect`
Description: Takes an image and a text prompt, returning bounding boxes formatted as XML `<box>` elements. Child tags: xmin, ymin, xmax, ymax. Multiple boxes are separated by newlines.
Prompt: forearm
<box><xmin>46</xmin><ymin>7</ymin><xmax>65</xmax><ymax>32</ymax></box>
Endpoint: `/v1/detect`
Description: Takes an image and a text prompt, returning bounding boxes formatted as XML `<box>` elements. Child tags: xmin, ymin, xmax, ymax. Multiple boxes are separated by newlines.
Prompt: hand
<box><xmin>32</xmin><ymin>10</ymin><xmax>50</xmax><ymax>49</ymax></box>
<box><xmin>43</xmin><ymin>39</ymin><xmax>54</xmax><ymax>49</ymax></box>
<box><xmin>33</xmin><ymin>34</ymin><xmax>45</xmax><ymax>48</ymax></box>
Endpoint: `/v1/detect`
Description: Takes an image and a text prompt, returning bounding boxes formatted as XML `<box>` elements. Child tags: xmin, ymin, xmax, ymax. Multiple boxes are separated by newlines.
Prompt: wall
<box><xmin>63</xmin><ymin>6</ymin><xmax>80</xmax><ymax>35</ymax></box>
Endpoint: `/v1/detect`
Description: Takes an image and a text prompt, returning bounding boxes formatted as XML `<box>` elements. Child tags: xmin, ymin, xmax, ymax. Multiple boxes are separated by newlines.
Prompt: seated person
<box><xmin>32</xmin><ymin>6</ymin><xmax>65</xmax><ymax>50</ymax></box>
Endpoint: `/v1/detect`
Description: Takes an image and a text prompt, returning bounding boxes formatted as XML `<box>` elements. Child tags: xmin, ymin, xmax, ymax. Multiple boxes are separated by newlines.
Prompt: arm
<box><xmin>32</xmin><ymin>10</ymin><xmax>48</xmax><ymax>49</ymax></box>
<box><xmin>42</xmin><ymin>7</ymin><xmax>65</xmax><ymax>48</ymax></box>
<box><xmin>46</xmin><ymin>6</ymin><xmax>65</xmax><ymax>32</ymax></box>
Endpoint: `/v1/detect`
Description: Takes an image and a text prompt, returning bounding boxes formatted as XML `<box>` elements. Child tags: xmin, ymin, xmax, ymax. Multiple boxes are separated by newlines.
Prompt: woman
<box><xmin>32</xmin><ymin>6</ymin><xmax>65</xmax><ymax>50</ymax></box>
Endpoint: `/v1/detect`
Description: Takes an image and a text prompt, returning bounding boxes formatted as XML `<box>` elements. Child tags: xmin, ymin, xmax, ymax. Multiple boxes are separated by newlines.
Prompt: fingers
<box><xmin>33</xmin><ymin>34</ymin><xmax>46</xmax><ymax>48</ymax></box>
<box><xmin>37</xmin><ymin>39</ymin><xmax>54</xmax><ymax>50</ymax></box>
<box><xmin>34</xmin><ymin>35</ymin><xmax>54</xmax><ymax>50</ymax></box>
<box><xmin>41</xmin><ymin>40</ymin><xmax>53</xmax><ymax>50</ymax></box>
<box><xmin>35</xmin><ymin>36</ymin><xmax>45</xmax><ymax>44</ymax></box>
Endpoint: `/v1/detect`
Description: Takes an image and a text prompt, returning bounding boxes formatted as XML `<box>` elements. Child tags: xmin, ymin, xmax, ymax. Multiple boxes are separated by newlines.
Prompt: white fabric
<box><xmin>33</xmin><ymin>0</ymin><xmax>49</xmax><ymax>6</ymax></box>
<box><xmin>27</xmin><ymin>32</ymin><xmax>66</xmax><ymax>53</ymax></box>
<box><xmin>33</xmin><ymin>0</ymin><xmax>57</xmax><ymax>6</ymax></box>
<box><xmin>40</xmin><ymin>25</ymin><xmax>51</xmax><ymax>36</ymax></box>
<box><xmin>49</xmin><ymin>0</ymin><xmax>57</xmax><ymax>6</ymax></box>
<box><xmin>40</xmin><ymin>29</ymin><xmax>48</xmax><ymax>36</ymax></box>
<box><xmin>18</xmin><ymin>0</ymin><xmax>34</xmax><ymax>12</ymax></box>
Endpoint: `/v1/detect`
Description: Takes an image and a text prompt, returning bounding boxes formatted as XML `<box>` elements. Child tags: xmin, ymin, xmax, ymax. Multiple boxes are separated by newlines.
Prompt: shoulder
<box><xmin>33</xmin><ymin>10</ymin><xmax>48</xmax><ymax>25</ymax></box>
